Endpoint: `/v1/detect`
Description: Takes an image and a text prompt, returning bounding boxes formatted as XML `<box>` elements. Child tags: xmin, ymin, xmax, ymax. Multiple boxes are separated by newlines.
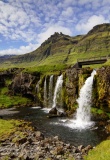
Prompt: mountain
<box><xmin>0</xmin><ymin>55</ymin><xmax>15</xmax><ymax>61</ymax></box>
<box><xmin>0</xmin><ymin>23</ymin><xmax>110</xmax><ymax>70</ymax></box>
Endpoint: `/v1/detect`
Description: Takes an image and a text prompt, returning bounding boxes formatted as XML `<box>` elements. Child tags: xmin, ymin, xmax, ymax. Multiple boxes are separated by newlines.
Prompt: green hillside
<box><xmin>0</xmin><ymin>23</ymin><xmax>110</xmax><ymax>72</ymax></box>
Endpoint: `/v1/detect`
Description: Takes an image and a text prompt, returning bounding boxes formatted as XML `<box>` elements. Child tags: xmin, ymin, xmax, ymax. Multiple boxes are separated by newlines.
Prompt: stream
<box><xmin>2</xmin><ymin>106</ymin><xmax>108</xmax><ymax>147</ymax></box>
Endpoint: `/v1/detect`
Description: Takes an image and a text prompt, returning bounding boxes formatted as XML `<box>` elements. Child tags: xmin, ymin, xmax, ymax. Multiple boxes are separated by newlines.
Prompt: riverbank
<box><xmin>0</xmin><ymin>118</ymin><xmax>93</xmax><ymax>160</ymax></box>
<box><xmin>0</xmin><ymin>107</ymin><xmax>110</xmax><ymax>160</ymax></box>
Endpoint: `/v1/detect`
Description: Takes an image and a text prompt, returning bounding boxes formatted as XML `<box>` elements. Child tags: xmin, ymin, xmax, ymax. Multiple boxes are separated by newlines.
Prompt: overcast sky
<box><xmin>0</xmin><ymin>0</ymin><xmax>110</xmax><ymax>56</ymax></box>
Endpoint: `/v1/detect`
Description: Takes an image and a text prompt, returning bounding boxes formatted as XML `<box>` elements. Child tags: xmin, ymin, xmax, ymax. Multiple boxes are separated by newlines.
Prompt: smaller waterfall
<box><xmin>52</xmin><ymin>74</ymin><xmax>63</xmax><ymax>108</ymax></box>
<box><xmin>49</xmin><ymin>75</ymin><xmax>53</xmax><ymax>107</ymax></box>
<box><xmin>35</xmin><ymin>81</ymin><xmax>40</xmax><ymax>93</ymax></box>
<box><xmin>44</xmin><ymin>77</ymin><xmax>47</xmax><ymax>106</ymax></box>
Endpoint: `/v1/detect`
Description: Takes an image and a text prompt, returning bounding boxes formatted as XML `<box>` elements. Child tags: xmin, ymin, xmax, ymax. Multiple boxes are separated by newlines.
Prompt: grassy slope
<box><xmin>84</xmin><ymin>140</ymin><xmax>110</xmax><ymax>160</ymax></box>
<box><xmin>0</xmin><ymin>24</ymin><xmax>110</xmax><ymax>72</ymax></box>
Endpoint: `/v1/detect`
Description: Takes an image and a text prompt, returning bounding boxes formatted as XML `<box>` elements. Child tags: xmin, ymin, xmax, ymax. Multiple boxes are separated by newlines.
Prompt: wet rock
<box><xmin>49</xmin><ymin>107</ymin><xmax>67</xmax><ymax>118</ymax></box>
<box><xmin>49</xmin><ymin>107</ymin><xmax>57</xmax><ymax>115</ymax></box>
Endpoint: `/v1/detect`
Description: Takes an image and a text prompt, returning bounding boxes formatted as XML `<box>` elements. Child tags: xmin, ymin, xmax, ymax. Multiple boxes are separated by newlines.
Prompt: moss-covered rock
<box><xmin>93</xmin><ymin>66</ymin><xmax>110</xmax><ymax>112</ymax></box>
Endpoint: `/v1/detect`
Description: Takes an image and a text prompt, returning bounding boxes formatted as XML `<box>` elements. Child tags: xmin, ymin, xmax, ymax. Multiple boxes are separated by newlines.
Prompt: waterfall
<box><xmin>49</xmin><ymin>75</ymin><xmax>53</xmax><ymax>107</ymax></box>
<box><xmin>61</xmin><ymin>70</ymin><xmax>96</xmax><ymax>130</ymax></box>
<box><xmin>76</xmin><ymin>70</ymin><xmax>96</xmax><ymax>123</ymax></box>
<box><xmin>52</xmin><ymin>74</ymin><xmax>63</xmax><ymax>108</ymax></box>
<box><xmin>44</xmin><ymin>77</ymin><xmax>47</xmax><ymax>106</ymax></box>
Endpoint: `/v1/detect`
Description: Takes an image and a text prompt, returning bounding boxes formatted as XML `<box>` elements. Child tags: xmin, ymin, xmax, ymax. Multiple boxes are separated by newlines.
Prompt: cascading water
<box><xmin>76</xmin><ymin>70</ymin><xmax>96</xmax><ymax>123</ymax></box>
<box><xmin>49</xmin><ymin>75</ymin><xmax>53</xmax><ymax>107</ymax></box>
<box><xmin>44</xmin><ymin>77</ymin><xmax>47</xmax><ymax>106</ymax></box>
<box><xmin>52</xmin><ymin>74</ymin><xmax>63</xmax><ymax>108</ymax></box>
<box><xmin>57</xmin><ymin>70</ymin><xmax>97</xmax><ymax>130</ymax></box>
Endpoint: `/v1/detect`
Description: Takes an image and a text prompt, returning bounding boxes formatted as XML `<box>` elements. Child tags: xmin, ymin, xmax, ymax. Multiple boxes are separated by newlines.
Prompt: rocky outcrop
<box><xmin>62</xmin><ymin>66</ymin><xmax>110</xmax><ymax>118</ymax></box>
<box><xmin>0</xmin><ymin>69</ymin><xmax>41</xmax><ymax>108</ymax></box>
<box><xmin>63</xmin><ymin>67</ymin><xmax>93</xmax><ymax>113</ymax></box>
<box><xmin>10</xmin><ymin>72</ymin><xmax>36</xmax><ymax>99</ymax></box>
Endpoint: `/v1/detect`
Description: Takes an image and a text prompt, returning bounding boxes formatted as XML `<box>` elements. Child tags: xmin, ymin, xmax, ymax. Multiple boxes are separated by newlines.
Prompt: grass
<box><xmin>0</xmin><ymin>87</ymin><xmax>31</xmax><ymax>108</ymax></box>
<box><xmin>84</xmin><ymin>140</ymin><xmax>110</xmax><ymax>160</ymax></box>
<box><xmin>0</xmin><ymin>119</ymin><xmax>21</xmax><ymax>140</ymax></box>
<box><xmin>0</xmin><ymin>94</ymin><xmax>31</xmax><ymax>108</ymax></box>
<box><xmin>0</xmin><ymin>50</ymin><xmax>109</xmax><ymax>73</ymax></box>
<box><xmin>91</xmin><ymin>107</ymin><xmax>110</xmax><ymax>118</ymax></box>
<box><xmin>0</xmin><ymin>119</ymin><xmax>33</xmax><ymax>142</ymax></box>
<box><xmin>91</xmin><ymin>108</ymin><xmax>104</xmax><ymax>115</ymax></box>
<box><xmin>24</xmin><ymin>64</ymin><xmax>67</xmax><ymax>74</ymax></box>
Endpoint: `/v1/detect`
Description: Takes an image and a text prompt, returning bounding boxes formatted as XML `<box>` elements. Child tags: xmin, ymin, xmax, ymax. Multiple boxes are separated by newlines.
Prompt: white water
<box><xmin>52</xmin><ymin>74</ymin><xmax>63</xmax><ymax>108</ymax></box>
<box><xmin>50</xmin><ymin>70</ymin><xmax>96</xmax><ymax>130</ymax></box>
<box><xmin>32</xmin><ymin>106</ymin><xmax>41</xmax><ymax>109</ymax></box>
<box><xmin>42</xmin><ymin>108</ymin><xmax>52</xmax><ymax>113</ymax></box>
<box><xmin>68</xmin><ymin>70</ymin><xmax>96</xmax><ymax>129</ymax></box>
<box><xmin>49</xmin><ymin>75</ymin><xmax>53</xmax><ymax>107</ymax></box>
<box><xmin>76</xmin><ymin>70</ymin><xmax>96</xmax><ymax>124</ymax></box>
<box><xmin>44</xmin><ymin>77</ymin><xmax>47</xmax><ymax>106</ymax></box>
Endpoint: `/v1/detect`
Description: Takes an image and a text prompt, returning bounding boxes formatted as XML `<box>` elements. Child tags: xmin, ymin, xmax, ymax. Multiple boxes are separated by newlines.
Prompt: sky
<box><xmin>0</xmin><ymin>0</ymin><xmax>110</xmax><ymax>56</ymax></box>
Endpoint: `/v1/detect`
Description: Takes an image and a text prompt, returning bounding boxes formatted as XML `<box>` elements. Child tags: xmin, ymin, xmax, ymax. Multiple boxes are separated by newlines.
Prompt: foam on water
<box><xmin>32</xmin><ymin>106</ymin><xmax>41</xmax><ymax>109</ymax></box>
<box><xmin>41</xmin><ymin>108</ymin><xmax>51</xmax><ymax>113</ymax></box>
<box><xmin>50</xmin><ymin>70</ymin><xmax>96</xmax><ymax>130</ymax></box>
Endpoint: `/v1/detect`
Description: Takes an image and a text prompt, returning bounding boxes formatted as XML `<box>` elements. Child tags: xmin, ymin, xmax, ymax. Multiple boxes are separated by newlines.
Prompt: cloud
<box><xmin>0</xmin><ymin>1</ymin><xmax>41</xmax><ymax>43</ymax></box>
<box><xmin>0</xmin><ymin>0</ymin><xmax>110</xmax><ymax>56</ymax></box>
<box><xmin>0</xmin><ymin>43</ymin><xmax>39</xmax><ymax>56</ymax></box>
<box><xmin>78</xmin><ymin>0</ymin><xmax>92</xmax><ymax>5</ymax></box>
<box><xmin>61</xmin><ymin>7</ymin><xmax>73</xmax><ymax>17</ymax></box>
<box><xmin>37</xmin><ymin>25</ymin><xmax>72</xmax><ymax>44</ymax></box>
<box><xmin>76</xmin><ymin>15</ymin><xmax>109</xmax><ymax>34</ymax></box>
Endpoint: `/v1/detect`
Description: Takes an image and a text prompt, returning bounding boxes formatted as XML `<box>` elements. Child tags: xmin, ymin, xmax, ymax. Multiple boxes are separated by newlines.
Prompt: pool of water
<box><xmin>3</xmin><ymin>107</ymin><xmax>108</xmax><ymax>147</ymax></box>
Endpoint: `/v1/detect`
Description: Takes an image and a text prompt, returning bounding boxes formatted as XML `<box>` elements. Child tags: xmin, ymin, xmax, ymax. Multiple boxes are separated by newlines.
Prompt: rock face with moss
<box><xmin>0</xmin><ymin>69</ymin><xmax>39</xmax><ymax>108</ymax></box>
<box><xmin>63</xmin><ymin>67</ymin><xmax>93</xmax><ymax>113</ymax></box>
<box><xmin>0</xmin><ymin>66</ymin><xmax>110</xmax><ymax>119</ymax></box>
<box><xmin>64</xmin><ymin>66</ymin><xmax>110</xmax><ymax>117</ymax></box>
<box><xmin>93</xmin><ymin>66</ymin><xmax>110</xmax><ymax>112</ymax></box>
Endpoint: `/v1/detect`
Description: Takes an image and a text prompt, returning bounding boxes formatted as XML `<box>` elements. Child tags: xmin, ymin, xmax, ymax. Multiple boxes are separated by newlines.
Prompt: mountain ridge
<box><xmin>0</xmin><ymin>23</ymin><xmax>110</xmax><ymax>69</ymax></box>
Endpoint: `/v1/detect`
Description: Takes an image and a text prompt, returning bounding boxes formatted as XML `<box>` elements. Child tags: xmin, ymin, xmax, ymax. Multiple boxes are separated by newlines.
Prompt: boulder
<box><xmin>49</xmin><ymin>107</ymin><xmax>57</xmax><ymax>115</ymax></box>
<box><xmin>48</xmin><ymin>107</ymin><xmax>67</xmax><ymax>118</ymax></box>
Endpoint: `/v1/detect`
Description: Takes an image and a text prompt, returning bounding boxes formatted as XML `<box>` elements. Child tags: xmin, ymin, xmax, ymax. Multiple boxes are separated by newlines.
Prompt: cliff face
<box><xmin>93</xmin><ymin>67</ymin><xmax>110</xmax><ymax>111</ymax></box>
<box><xmin>64</xmin><ymin>67</ymin><xmax>93</xmax><ymax>112</ymax></box>
<box><xmin>0</xmin><ymin>66</ymin><xmax>110</xmax><ymax>118</ymax></box>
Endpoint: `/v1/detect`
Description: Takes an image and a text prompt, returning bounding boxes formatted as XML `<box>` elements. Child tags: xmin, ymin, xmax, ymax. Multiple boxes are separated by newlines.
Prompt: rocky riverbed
<box><xmin>0</xmin><ymin>123</ymin><xmax>93</xmax><ymax>160</ymax></box>
<box><xmin>0</xmin><ymin>108</ymin><xmax>109</xmax><ymax>160</ymax></box>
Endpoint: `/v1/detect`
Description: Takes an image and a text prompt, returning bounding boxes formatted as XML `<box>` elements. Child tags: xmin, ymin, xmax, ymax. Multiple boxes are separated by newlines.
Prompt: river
<box><xmin>1</xmin><ymin>106</ymin><xmax>108</xmax><ymax>147</ymax></box>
